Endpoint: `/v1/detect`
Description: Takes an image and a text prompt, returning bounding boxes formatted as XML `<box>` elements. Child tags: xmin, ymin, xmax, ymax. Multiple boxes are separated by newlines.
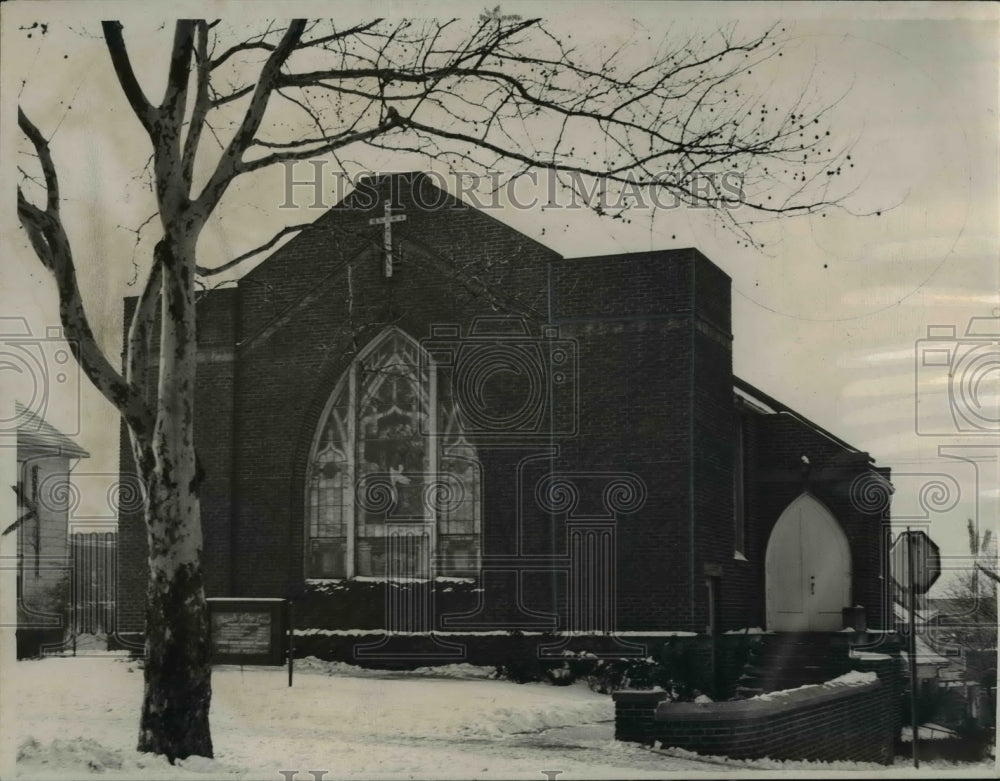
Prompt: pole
<box><xmin>705</xmin><ymin>577</ymin><xmax>717</xmax><ymax>698</ymax></box>
<box><xmin>287</xmin><ymin>599</ymin><xmax>294</xmax><ymax>688</ymax></box>
<box><xmin>907</xmin><ymin>530</ymin><xmax>919</xmax><ymax>769</ymax></box>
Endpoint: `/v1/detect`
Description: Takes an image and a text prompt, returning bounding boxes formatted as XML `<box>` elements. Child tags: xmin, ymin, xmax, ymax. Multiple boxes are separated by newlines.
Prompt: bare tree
<box><xmin>17</xmin><ymin>14</ymin><xmax>857</xmax><ymax>760</ymax></box>
<box><xmin>928</xmin><ymin>520</ymin><xmax>997</xmax><ymax>685</ymax></box>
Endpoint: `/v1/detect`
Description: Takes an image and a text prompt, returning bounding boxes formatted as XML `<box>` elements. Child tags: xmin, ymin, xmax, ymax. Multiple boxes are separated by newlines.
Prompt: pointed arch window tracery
<box><xmin>306</xmin><ymin>328</ymin><xmax>481</xmax><ymax>579</ymax></box>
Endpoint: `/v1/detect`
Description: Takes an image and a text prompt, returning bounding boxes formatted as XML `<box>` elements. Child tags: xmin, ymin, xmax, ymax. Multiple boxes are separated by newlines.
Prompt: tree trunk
<box><xmin>137</xmin><ymin>470</ymin><xmax>213</xmax><ymax>760</ymax></box>
<box><xmin>135</xmin><ymin>233</ymin><xmax>213</xmax><ymax>761</ymax></box>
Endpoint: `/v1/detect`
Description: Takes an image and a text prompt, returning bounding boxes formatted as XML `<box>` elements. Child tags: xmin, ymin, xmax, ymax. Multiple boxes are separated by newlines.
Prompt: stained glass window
<box><xmin>306</xmin><ymin>328</ymin><xmax>481</xmax><ymax>579</ymax></box>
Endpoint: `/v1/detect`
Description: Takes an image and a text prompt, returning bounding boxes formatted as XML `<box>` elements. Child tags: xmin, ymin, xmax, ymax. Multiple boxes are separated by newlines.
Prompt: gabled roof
<box><xmin>238</xmin><ymin>170</ymin><xmax>559</xmax><ymax>287</ymax></box>
<box><xmin>15</xmin><ymin>403</ymin><xmax>89</xmax><ymax>460</ymax></box>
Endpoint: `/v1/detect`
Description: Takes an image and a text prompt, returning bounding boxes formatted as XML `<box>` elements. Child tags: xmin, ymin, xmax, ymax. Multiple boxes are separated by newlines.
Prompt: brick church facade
<box><xmin>118</xmin><ymin>172</ymin><xmax>893</xmax><ymax>644</ymax></box>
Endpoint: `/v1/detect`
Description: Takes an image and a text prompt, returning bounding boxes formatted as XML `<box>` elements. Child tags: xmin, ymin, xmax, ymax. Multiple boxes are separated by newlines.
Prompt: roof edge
<box><xmin>733</xmin><ymin>376</ymin><xmax>872</xmax><ymax>462</ymax></box>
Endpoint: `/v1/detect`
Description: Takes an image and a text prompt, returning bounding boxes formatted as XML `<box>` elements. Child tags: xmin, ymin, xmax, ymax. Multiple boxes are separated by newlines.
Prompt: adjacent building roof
<box><xmin>733</xmin><ymin>376</ymin><xmax>875</xmax><ymax>463</ymax></box>
<box><xmin>924</xmin><ymin>597</ymin><xmax>999</xmax><ymax>620</ymax></box>
<box><xmin>15</xmin><ymin>402</ymin><xmax>90</xmax><ymax>460</ymax></box>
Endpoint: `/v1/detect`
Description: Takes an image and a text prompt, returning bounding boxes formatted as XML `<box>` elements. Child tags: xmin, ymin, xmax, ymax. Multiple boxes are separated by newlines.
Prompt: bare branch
<box><xmin>208</xmin><ymin>84</ymin><xmax>256</xmax><ymax>108</ymax></box>
<box><xmin>150</xmin><ymin>21</ymin><xmax>196</xmax><ymax>217</ymax></box>
<box><xmin>102</xmin><ymin>22</ymin><xmax>158</xmax><ymax>136</ymax></box>
<box><xmin>224</xmin><ymin>18</ymin><xmax>846</xmax><ymax>229</ymax></box>
<box><xmin>209</xmin><ymin>19</ymin><xmax>384</xmax><ymax>70</ymax></box>
<box><xmin>196</xmin><ymin>222</ymin><xmax>314</xmax><ymax>277</ymax></box>
<box><xmin>195</xmin><ymin>20</ymin><xmax>307</xmax><ymax>216</ymax></box>
<box><xmin>17</xmin><ymin>108</ymin><xmax>154</xmax><ymax>444</ymax></box>
<box><xmin>181</xmin><ymin>21</ymin><xmax>212</xmax><ymax>185</ymax></box>
<box><xmin>18</xmin><ymin>108</ymin><xmax>59</xmax><ymax>212</ymax></box>
<box><xmin>161</xmin><ymin>21</ymin><xmax>196</xmax><ymax>121</ymax></box>
<box><xmin>211</xmin><ymin>38</ymin><xmax>277</xmax><ymax>71</ymax></box>
<box><xmin>241</xmin><ymin>112</ymin><xmax>403</xmax><ymax>172</ymax></box>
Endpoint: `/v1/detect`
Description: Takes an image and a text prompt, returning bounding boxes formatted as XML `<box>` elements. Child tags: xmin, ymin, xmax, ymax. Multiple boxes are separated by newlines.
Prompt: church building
<box><xmin>117</xmin><ymin>172</ymin><xmax>893</xmax><ymax>651</ymax></box>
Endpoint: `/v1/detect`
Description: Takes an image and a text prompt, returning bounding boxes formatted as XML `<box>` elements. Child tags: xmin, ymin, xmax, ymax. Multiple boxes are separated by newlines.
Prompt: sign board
<box><xmin>891</xmin><ymin>531</ymin><xmax>941</xmax><ymax>594</ymax></box>
<box><xmin>207</xmin><ymin>598</ymin><xmax>288</xmax><ymax>665</ymax></box>
<box><xmin>703</xmin><ymin>562</ymin><xmax>723</xmax><ymax>578</ymax></box>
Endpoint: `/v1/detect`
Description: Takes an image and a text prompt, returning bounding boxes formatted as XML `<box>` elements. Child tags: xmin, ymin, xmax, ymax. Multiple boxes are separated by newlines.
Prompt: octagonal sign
<box><xmin>891</xmin><ymin>530</ymin><xmax>941</xmax><ymax>594</ymax></box>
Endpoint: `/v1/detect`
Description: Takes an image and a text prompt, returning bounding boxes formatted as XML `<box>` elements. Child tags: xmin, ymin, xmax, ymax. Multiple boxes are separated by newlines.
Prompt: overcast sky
<box><xmin>1</xmin><ymin>1</ymin><xmax>997</xmax><ymax>589</ymax></box>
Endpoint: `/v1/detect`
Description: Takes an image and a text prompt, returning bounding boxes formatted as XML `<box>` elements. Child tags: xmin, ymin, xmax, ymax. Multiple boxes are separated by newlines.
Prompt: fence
<box><xmin>70</xmin><ymin>532</ymin><xmax>117</xmax><ymax>636</ymax></box>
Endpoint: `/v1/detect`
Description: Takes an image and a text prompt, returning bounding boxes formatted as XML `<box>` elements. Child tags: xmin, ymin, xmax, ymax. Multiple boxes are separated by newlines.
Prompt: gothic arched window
<box><xmin>306</xmin><ymin>328</ymin><xmax>481</xmax><ymax>579</ymax></box>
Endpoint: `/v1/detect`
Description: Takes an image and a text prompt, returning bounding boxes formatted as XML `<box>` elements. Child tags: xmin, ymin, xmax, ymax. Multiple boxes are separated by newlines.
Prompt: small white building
<box><xmin>14</xmin><ymin>403</ymin><xmax>89</xmax><ymax>656</ymax></box>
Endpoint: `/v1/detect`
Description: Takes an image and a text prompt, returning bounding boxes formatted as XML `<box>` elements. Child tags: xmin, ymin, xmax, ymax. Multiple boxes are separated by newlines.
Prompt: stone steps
<box><xmin>734</xmin><ymin>633</ymin><xmax>854</xmax><ymax>698</ymax></box>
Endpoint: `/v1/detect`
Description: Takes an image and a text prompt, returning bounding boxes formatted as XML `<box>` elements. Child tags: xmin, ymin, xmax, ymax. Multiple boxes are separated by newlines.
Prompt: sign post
<box><xmin>890</xmin><ymin>529</ymin><xmax>942</xmax><ymax>770</ymax></box>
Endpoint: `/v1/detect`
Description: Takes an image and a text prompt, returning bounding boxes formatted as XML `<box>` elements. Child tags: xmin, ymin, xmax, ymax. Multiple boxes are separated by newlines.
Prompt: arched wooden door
<box><xmin>765</xmin><ymin>494</ymin><xmax>851</xmax><ymax>631</ymax></box>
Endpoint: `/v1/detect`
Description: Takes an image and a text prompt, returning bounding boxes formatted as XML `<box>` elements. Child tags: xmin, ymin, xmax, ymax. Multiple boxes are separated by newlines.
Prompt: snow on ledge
<box><xmin>900</xmin><ymin>723</ymin><xmax>959</xmax><ymax>742</ymax></box>
<box><xmin>295</xmin><ymin>628</ymin><xmax>699</xmax><ymax>637</ymax></box>
<box><xmin>305</xmin><ymin>575</ymin><xmax>478</xmax><ymax>585</ymax></box>
<box><xmin>748</xmin><ymin>670</ymin><xmax>878</xmax><ymax>702</ymax></box>
<box><xmin>206</xmin><ymin>596</ymin><xmax>285</xmax><ymax>603</ymax></box>
<box><xmin>296</xmin><ymin>628</ymin><xmax>550</xmax><ymax>637</ymax></box>
<box><xmin>849</xmin><ymin>650</ymin><xmax>892</xmax><ymax>661</ymax></box>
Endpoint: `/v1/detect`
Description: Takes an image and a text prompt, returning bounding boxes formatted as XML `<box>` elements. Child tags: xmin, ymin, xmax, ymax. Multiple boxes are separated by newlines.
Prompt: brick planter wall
<box><xmin>614</xmin><ymin>691</ymin><xmax>671</xmax><ymax>745</ymax></box>
<box><xmin>615</xmin><ymin>676</ymin><xmax>898</xmax><ymax>765</ymax></box>
<box><xmin>852</xmin><ymin>652</ymin><xmax>905</xmax><ymax>734</ymax></box>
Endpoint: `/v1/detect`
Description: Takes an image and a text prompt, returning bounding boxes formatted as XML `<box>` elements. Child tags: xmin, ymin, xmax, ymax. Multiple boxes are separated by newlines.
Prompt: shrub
<box><xmin>494</xmin><ymin>656</ymin><xmax>547</xmax><ymax>684</ymax></box>
<box><xmin>555</xmin><ymin>642</ymin><xmax>701</xmax><ymax>700</ymax></box>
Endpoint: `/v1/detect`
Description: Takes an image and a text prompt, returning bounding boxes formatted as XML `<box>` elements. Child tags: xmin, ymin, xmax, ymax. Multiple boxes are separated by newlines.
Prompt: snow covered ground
<box><xmin>1</xmin><ymin>654</ymin><xmax>995</xmax><ymax>779</ymax></box>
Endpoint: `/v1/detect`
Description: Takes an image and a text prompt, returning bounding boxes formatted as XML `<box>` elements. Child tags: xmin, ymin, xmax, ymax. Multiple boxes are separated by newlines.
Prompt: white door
<box><xmin>765</xmin><ymin>494</ymin><xmax>851</xmax><ymax>631</ymax></box>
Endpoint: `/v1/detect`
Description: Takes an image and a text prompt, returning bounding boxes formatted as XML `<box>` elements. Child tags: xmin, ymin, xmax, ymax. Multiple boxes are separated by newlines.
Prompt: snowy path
<box><xmin>1</xmin><ymin>656</ymin><xmax>991</xmax><ymax>779</ymax></box>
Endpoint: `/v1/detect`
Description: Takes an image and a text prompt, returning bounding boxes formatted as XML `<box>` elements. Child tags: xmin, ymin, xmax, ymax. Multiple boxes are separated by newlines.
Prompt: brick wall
<box><xmin>690</xmin><ymin>258</ymin><xmax>736</xmax><ymax>633</ymax></box>
<box><xmin>549</xmin><ymin>249</ymin><xmax>734</xmax><ymax>632</ymax></box>
<box><xmin>615</xmin><ymin>673</ymin><xmax>899</xmax><ymax>764</ymax></box>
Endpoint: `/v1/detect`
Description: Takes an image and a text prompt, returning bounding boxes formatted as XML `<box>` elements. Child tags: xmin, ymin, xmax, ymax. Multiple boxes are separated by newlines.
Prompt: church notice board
<box><xmin>206</xmin><ymin>598</ymin><xmax>288</xmax><ymax>665</ymax></box>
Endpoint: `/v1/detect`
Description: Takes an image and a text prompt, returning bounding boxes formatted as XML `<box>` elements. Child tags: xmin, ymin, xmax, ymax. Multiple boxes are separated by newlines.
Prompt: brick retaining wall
<box><xmin>615</xmin><ymin>659</ymin><xmax>901</xmax><ymax>765</ymax></box>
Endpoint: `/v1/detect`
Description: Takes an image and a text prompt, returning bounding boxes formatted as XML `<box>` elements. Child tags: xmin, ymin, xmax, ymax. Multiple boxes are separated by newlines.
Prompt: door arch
<box><xmin>765</xmin><ymin>493</ymin><xmax>851</xmax><ymax>631</ymax></box>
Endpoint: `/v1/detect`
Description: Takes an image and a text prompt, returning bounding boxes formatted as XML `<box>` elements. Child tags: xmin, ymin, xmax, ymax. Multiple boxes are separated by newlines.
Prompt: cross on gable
<box><xmin>368</xmin><ymin>201</ymin><xmax>407</xmax><ymax>278</ymax></box>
